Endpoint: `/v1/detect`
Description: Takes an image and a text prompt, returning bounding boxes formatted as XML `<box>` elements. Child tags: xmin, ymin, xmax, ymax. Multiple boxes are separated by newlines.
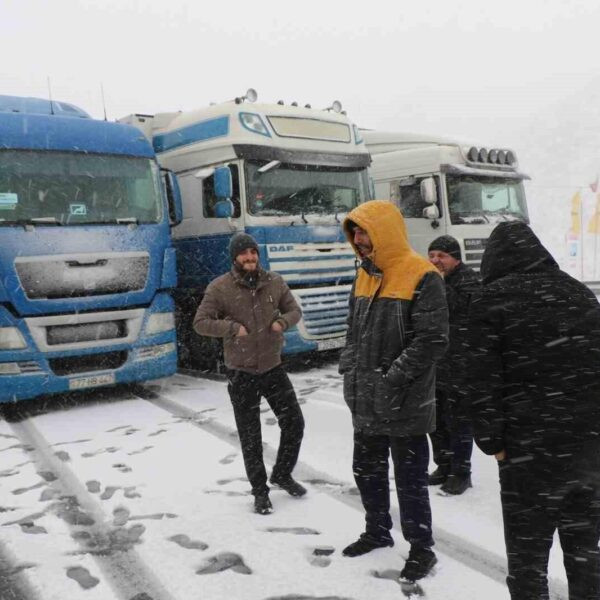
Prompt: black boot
<box><xmin>428</xmin><ymin>466</ymin><xmax>449</xmax><ymax>486</ymax></box>
<box><xmin>342</xmin><ymin>533</ymin><xmax>394</xmax><ymax>557</ymax></box>
<box><xmin>400</xmin><ymin>546</ymin><xmax>437</xmax><ymax>581</ymax></box>
<box><xmin>269</xmin><ymin>475</ymin><xmax>307</xmax><ymax>497</ymax></box>
<box><xmin>440</xmin><ymin>473</ymin><xmax>472</xmax><ymax>495</ymax></box>
<box><xmin>254</xmin><ymin>493</ymin><xmax>273</xmax><ymax>515</ymax></box>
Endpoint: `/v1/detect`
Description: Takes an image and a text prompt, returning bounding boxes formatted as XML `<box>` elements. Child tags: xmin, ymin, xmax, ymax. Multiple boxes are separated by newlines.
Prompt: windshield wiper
<box><xmin>257</xmin><ymin>160</ymin><xmax>281</xmax><ymax>174</ymax></box>
<box><xmin>29</xmin><ymin>217</ymin><xmax>62</xmax><ymax>224</ymax></box>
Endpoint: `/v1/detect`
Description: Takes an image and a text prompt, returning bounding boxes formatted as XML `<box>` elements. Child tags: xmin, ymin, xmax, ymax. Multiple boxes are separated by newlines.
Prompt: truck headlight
<box><xmin>145</xmin><ymin>312</ymin><xmax>175</xmax><ymax>334</ymax></box>
<box><xmin>0</xmin><ymin>327</ymin><xmax>27</xmax><ymax>350</ymax></box>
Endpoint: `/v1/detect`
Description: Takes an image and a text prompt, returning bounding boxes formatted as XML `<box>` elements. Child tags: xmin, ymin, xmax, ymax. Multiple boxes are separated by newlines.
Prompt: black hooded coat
<box><xmin>467</xmin><ymin>221</ymin><xmax>600</xmax><ymax>462</ymax></box>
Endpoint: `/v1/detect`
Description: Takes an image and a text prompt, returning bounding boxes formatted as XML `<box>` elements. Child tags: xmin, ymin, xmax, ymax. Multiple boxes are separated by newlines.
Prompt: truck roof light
<box><xmin>467</xmin><ymin>147</ymin><xmax>479</xmax><ymax>162</ymax></box>
<box><xmin>489</xmin><ymin>149</ymin><xmax>499</xmax><ymax>163</ymax></box>
<box><xmin>235</xmin><ymin>88</ymin><xmax>258</xmax><ymax>104</ymax></box>
<box><xmin>497</xmin><ymin>150</ymin><xmax>507</xmax><ymax>164</ymax></box>
<box><xmin>478</xmin><ymin>148</ymin><xmax>488</xmax><ymax>163</ymax></box>
<box><xmin>277</xmin><ymin>100</ymin><xmax>284</xmax><ymax>105</ymax></box>
<box><xmin>505</xmin><ymin>150</ymin><xmax>516</xmax><ymax>166</ymax></box>
<box><xmin>324</xmin><ymin>100</ymin><xmax>342</xmax><ymax>113</ymax></box>
<box><xmin>305</xmin><ymin>104</ymin><xmax>311</xmax><ymax>109</ymax></box>
<box><xmin>291</xmin><ymin>101</ymin><xmax>298</xmax><ymax>107</ymax></box>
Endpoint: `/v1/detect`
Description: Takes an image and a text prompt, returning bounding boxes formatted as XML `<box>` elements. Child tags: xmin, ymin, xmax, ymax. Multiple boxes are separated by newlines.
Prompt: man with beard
<box><xmin>468</xmin><ymin>221</ymin><xmax>600</xmax><ymax>599</ymax></box>
<box><xmin>194</xmin><ymin>232</ymin><xmax>305</xmax><ymax>515</ymax></box>
<box><xmin>339</xmin><ymin>200</ymin><xmax>448</xmax><ymax>582</ymax></box>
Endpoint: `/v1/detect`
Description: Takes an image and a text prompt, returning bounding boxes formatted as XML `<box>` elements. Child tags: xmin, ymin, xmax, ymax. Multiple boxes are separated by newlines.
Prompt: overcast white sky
<box><xmin>3</xmin><ymin>0</ymin><xmax>600</xmax><ymax>260</ymax></box>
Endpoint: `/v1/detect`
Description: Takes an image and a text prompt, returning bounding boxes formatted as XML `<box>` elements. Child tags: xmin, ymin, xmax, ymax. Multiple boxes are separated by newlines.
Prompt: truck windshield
<box><xmin>245</xmin><ymin>160</ymin><xmax>368</xmax><ymax>218</ymax></box>
<box><xmin>0</xmin><ymin>150</ymin><xmax>163</xmax><ymax>225</ymax></box>
<box><xmin>446</xmin><ymin>175</ymin><xmax>528</xmax><ymax>225</ymax></box>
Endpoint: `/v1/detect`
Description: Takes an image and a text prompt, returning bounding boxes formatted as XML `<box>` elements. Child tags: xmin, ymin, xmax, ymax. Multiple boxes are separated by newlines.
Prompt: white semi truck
<box><xmin>363</xmin><ymin>131</ymin><xmax>530</xmax><ymax>269</ymax></box>
<box><xmin>121</xmin><ymin>91</ymin><xmax>371</xmax><ymax>369</ymax></box>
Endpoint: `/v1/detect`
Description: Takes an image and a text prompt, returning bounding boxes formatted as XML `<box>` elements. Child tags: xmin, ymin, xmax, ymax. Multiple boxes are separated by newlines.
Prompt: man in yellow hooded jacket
<box><xmin>339</xmin><ymin>201</ymin><xmax>449</xmax><ymax>582</ymax></box>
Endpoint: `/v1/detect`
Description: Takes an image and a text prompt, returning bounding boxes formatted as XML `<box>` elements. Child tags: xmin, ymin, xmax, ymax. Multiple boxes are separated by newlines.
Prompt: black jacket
<box><xmin>467</xmin><ymin>221</ymin><xmax>600</xmax><ymax>459</ymax></box>
<box><xmin>436</xmin><ymin>262</ymin><xmax>481</xmax><ymax>396</ymax></box>
<box><xmin>339</xmin><ymin>201</ymin><xmax>449</xmax><ymax>437</ymax></box>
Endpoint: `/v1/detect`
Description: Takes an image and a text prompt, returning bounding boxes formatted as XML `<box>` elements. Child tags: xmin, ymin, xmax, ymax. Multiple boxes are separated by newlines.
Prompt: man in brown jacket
<box><xmin>193</xmin><ymin>232</ymin><xmax>306</xmax><ymax>514</ymax></box>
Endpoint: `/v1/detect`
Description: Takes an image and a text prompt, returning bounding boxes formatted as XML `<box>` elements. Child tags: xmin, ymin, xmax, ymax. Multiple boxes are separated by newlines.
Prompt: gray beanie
<box><xmin>229</xmin><ymin>232</ymin><xmax>259</xmax><ymax>262</ymax></box>
<box><xmin>428</xmin><ymin>235</ymin><xmax>461</xmax><ymax>260</ymax></box>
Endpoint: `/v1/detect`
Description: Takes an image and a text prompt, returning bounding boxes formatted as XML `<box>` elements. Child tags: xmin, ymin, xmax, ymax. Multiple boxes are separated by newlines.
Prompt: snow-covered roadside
<box><xmin>162</xmin><ymin>367</ymin><xmax>569</xmax><ymax>597</ymax></box>
<box><xmin>0</xmin><ymin>374</ymin><xmax>511</xmax><ymax>600</ymax></box>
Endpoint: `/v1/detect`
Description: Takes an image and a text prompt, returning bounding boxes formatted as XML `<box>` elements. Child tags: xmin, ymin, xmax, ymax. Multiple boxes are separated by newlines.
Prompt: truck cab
<box><xmin>122</xmin><ymin>92</ymin><xmax>371</xmax><ymax>369</ymax></box>
<box><xmin>363</xmin><ymin>131</ymin><xmax>529</xmax><ymax>269</ymax></box>
<box><xmin>0</xmin><ymin>95</ymin><xmax>181</xmax><ymax>402</ymax></box>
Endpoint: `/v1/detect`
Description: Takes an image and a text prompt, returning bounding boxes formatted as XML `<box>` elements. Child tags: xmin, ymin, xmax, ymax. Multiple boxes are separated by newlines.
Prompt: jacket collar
<box><xmin>230</xmin><ymin>265</ymin><xmax>270</xmax><ymax>289</ymax></box>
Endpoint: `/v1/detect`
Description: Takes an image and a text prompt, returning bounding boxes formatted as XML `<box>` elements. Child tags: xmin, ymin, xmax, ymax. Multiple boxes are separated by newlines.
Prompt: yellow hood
<box><xmin>344</xmin><ymin>200</ymin><xmax>438</xmax><ymax>300</ymax></box>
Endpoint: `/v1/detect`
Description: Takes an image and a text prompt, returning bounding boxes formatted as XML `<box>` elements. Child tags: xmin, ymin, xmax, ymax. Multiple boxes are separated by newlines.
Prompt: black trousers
<box><xmin>352</xmin><ymin>430</ymin><xmax>434</xmax><ymax>548</ymax></box>
<box><xmin>500</xmin><ymin>439</ymin><xmax>600</xmax><ymax>600</ymax></box>
<box><xmin>429</xmin><ymin>388</ymin><xmax>473</xmax><ymax>476</ymax></box>
<box><xmin>227</xmin><ymin>365</ymin><xmax>304</xmax><ymax>496</ymax></box>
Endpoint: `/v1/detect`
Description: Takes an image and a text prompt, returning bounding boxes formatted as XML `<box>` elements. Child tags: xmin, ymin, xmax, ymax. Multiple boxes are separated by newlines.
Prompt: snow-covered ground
<box><xmin>0</xmin><ymin>361</ymin><xmax>569</xmax><ymax>599</ymax></box>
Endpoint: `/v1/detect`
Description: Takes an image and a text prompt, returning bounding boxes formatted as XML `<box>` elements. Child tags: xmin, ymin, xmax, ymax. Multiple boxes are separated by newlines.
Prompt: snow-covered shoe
<box><xmin>269</xmin><ymin>475</ymin><xmax>307</xmax><ymax>497</ymax></box>
<box><xmin>440</xmin><ymin>473</ymin><xmax>472</xmax><ymax>495</ymax></box>
<box><xmin>342</xmin><ymin>533</ymin><xmax>394</xmax><ymax>557</ymax></box>
<box><xmin>427</xmin><ymin>466</ymin><xmax>449</xmax><ymax>486</ymax></box>
<box><xmin>254</xmin><ymin>493</ymin><xmax>273</xmax><ymax>515</ymax></box>
<box><xmin>400</xmin><ymin>546</ymin><xmax>437</xmax><ymax>581</ymax></box>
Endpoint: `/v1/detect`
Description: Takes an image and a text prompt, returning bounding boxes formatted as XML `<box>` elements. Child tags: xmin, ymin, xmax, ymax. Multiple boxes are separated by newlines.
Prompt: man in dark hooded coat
<box><xmin>339</xmin><ymin>200</ymin><xmax>449</xmax><ymax>582</ymax></box>
<box><xmin>467</xmin><ymin>221</ymin><xmax>600</xmax><ymax>600</ymax></box>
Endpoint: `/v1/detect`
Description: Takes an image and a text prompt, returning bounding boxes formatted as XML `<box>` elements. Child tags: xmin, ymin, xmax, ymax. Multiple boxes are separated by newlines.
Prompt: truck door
<box><xmin>389</xmin><ymin>175</ymin><xmax>444</xmax><ymax>258</ymax></box>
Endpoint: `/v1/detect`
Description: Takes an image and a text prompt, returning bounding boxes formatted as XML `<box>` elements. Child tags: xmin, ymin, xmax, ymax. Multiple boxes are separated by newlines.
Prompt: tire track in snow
<box><xmin>136</xmin><ymin>381</ymin><xmax>568</xmax><ymax>600</ymax></box>
<box><xmin>7</xmin><ymin>417</ymin><xmax>180</xmax><ymax>600</ymax></box>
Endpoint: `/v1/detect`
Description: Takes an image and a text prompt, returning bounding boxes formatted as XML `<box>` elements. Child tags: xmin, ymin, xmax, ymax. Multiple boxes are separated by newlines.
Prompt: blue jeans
<box><xmin>352</xmin><ymin>430</ymin><xmax>434</xmax><ymax>548</ymax></box>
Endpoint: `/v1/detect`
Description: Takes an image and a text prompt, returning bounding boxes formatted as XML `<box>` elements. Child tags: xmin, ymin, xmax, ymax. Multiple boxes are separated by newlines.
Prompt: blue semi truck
<box><xmin>121</xmin><ymin>91</ymin><xmax>371</xmax><ymax>369</ymax></box>
<box><xmin>0</xmin><ymin>96</ymin><xmax>182</xmax><ymax>402</ymax></box>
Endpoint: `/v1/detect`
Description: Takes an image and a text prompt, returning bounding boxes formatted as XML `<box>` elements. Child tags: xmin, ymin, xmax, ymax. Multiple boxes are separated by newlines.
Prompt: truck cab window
<box><xmin>202</xmin><ymin>164</ymin><xmax>241</xmax><ymax>218</ymax></box>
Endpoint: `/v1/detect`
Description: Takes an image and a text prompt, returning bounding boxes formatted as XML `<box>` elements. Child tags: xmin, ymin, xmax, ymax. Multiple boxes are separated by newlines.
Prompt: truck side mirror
<box><xmin>420</xmin><ymin>178</ymin><xmax>437</xmax><ymax>205</ymax></box>
<box><xmin>163</xmin><ymin>169</ymin><xmax>182</xmax><ymax>226</ymax></box>
<box><xmin>423</xmin><ymin>205</ymin><xmax>440</xmax><ymax>220</ymax></box>
<box><xmin>214</xmin><ymin>166</ymin><xmax>233</xmax><ymax>199</ymax></box>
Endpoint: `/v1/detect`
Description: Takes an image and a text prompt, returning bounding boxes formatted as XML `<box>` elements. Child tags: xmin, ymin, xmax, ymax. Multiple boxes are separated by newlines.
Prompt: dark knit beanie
<box><xmin>428</xmin><ymin>235</ymin><xmax>462</xmax><ymax>260</ymax></box>
<box><xmin>229</xmin><ymin>232</ymin><xmax>259</xmax><ymax>262</ymax></box>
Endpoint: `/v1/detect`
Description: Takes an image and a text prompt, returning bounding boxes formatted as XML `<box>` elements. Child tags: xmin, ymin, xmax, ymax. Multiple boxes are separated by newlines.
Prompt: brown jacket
<box><xmin>193</xmin><ymin>267</ymin><xmax>302</xmax><ymax>374</ymax></box>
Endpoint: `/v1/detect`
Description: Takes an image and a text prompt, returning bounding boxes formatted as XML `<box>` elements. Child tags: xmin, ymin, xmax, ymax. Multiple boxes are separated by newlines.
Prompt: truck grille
<box><xmin>267</xmin><ymin>243</ymin><xmax>356</xmax><ymax>285</ymax></box>
<box><xmin>49</xmin><ymin>351</ymin><xmax>127</xmax><ymax>376</ymax></box>
<box><xmin>46</xmin><ymin>321</ymin><xmax>127</xmax><ymax>346</ymax></box>
<box><xmin>293</xmin><ymin>284</ymin><xmax>351</xmax><ymax>340</ymax></box>
<box><xmin>463</xmin><ymin>238</ymin><xmax>487</xmax><ymax>272</ymax></box>
<box><xmin>15</xmin><ymin>252</ymin><xmax>149</xmax><ymax>299</ymax></box>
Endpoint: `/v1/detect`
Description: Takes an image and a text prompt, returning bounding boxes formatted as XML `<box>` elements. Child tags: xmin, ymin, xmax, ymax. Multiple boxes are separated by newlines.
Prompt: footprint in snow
<box><xmin>308</xmin><ymin>545</ymin><xmax>335</xmax><ymax>568</ymax></box>
<box><xmin>20</xmin><ymin>522</ymin><xmax>47</xmax><ymax>534</ymax></box>
<box><xmin>113</xmin><ymin>507</ymin><xmax>130</xmax><ymax>527</ymax></box>
<box><xmin>12</xmin><ymin>481</ymin><xmax>45</xmax><ymax>495</ymax></box>
<box><xmin>54</xmin><ymin>450</ymin><xmax>70</xmax><ymax>462</ymax></box>
<box><xmin>128</xmin><ymin>446</ymin><xmax>153</xmax><ymax>456</ymax></box>
<box><xmin>265</xmin><ymin>595</ymin><xmax>354</xmax><ymax>600</ymax></box>
<box><xmin>86</xmin><ymin>481</ymin><xmax>101</xmax><ymax>494</ymax></box>
<box><xmin>168</xmin><ymin>534</ymin><xmax>208</xmax><ymax>550</ymax></box>
<box><xmin>66</xmin><ymin>566</ymin><xmax>100</xmax><ymax>589</ymax></box>
<box><xmin>216</xmin><ymin>477</ymin><xmax>247</xmax><ymax>486</ymax></box>
<box><xmin>124</xmin><ymin>487</ymin><xmax>142</xmax><ymax>499</ymax></box>
<box><xmin>204</xmin><ymin>489</ymin><xmax>248</xmax><ymax>497</ymax></box>
<box><xmin>265</xmin><ymin>417</ymin><xmax>277</xmax><ymax>426</ymax></box>
<box><xmin>100</xmin><ymin>486</ymin><xmax>120</xmax><ymax>500</ymax></box>
<box><xmin>148</xmin><ymin>429</ymin><xmax>167</xmax><ymax>437</ymax></box>
<box><xmin>219</xmin><ymin>453</ymin><xmax>237</xmax><ymax>465</ymax></box>
<box><xmin>129</xmin><ymin>513</ymin><xmax>177</xmax><ymax>521</ymax></box>
<box><xmin>196</xmin><ymin>552</ymin><xmax>251</xmax><ymax>575</ymax></box>
<box><xmin>264</xmin><ymin>527</ymin><xmax>320</xmax><ymax>535</ymax></box>
<box><xmin>106</xmin><ymin>425</ymin><xmax>130</xmax><ymax>433</ymax></box>
<box><xmin>113</xmin><ymin>463</ymin><xmax>132</xmax><ymax>473</ymax></box>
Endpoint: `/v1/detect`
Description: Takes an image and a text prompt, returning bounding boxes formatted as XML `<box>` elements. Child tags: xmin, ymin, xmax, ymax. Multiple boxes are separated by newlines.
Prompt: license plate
<box><xmin>69</xmin><ymin>373</ymin><xmax>115</xmax><ymax>390</ymax></box>
<box><xmin>316</xmin><ymin>337</ymin><xmax>346</xmax><ymax>351</ymax></box>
